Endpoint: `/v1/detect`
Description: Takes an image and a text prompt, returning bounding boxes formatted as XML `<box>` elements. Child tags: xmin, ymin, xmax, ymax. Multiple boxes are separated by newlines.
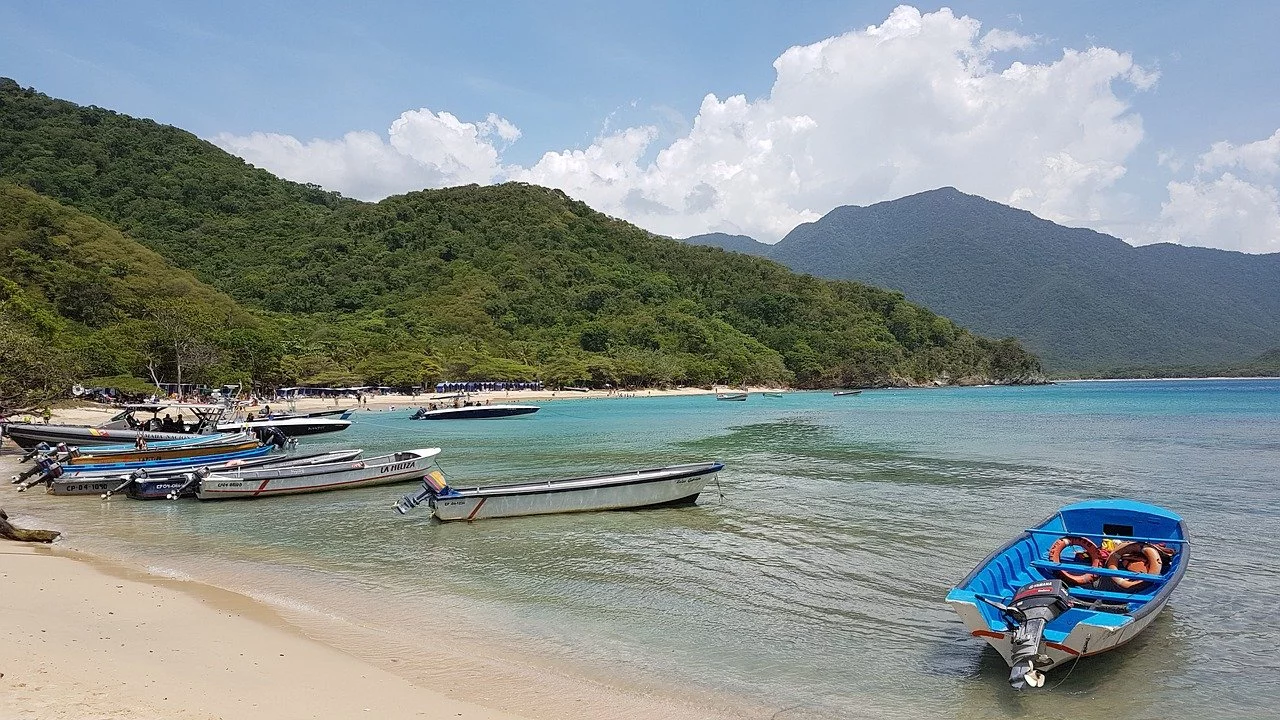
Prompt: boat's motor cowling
<box><xmin>1006</xmin><ymin>579</ymin><xmax>1071</xmax><ymax>689</ymax></box>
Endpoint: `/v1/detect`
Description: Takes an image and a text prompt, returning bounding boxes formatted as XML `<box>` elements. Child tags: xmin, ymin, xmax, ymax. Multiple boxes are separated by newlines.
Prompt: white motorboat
<box><xmin>196</xmin><ymin>448</ymin><xmax>439</xmax><ymax>500</ymax></box>
<box><xmin>715</xmin><ymin>392</ymin><xmax>748</xmax><ymax>401</ymax></box>
<box><xmin>395</xmin><ymin>461</ymin><xmax>724</xmax><ymax>521</ymax></box>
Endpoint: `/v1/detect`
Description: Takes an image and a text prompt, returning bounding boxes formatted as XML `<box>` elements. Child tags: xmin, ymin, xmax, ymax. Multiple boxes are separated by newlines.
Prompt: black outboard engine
<box><xmin>1003</xmin><ymin>580</ymin><xmax>1071</xmax><ymax>689</ymax></box>
<box><xmin>256</xmin><ymin>426</ymin><xmax>289</xmax><ymax>449</ymax></box>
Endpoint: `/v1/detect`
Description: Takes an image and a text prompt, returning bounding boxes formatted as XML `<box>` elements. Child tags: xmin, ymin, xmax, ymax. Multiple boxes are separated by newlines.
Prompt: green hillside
<box><xmin>0</xmin><ymin>183</ymin><xmax>278</xmax><ymax>405</ymax></box>
<box><xmin>689</xmin><ymin>188</ymin><xmax>1280</xmax><ymax>371</ymax></box>
<box><xmin>0</xmin><ymin>79</ymin><xmax>1042</xmax><ymax>404</ymax></box>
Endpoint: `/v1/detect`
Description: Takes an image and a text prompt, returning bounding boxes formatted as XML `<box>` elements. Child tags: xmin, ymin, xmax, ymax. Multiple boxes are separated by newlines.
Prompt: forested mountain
<box><xmin>0</xmin><ymin>79</ymin><xmax>1042</xmax><ymax>404</ymax></box>
<box><xmin>0</xmin><ymin>184</ymin><xmax>276</xmax><ymax>404</ymax></box>
<box><xmin>687</xmin><ymin>188</ymin><xmax>1280</xmax><ymax>370</ymax></box>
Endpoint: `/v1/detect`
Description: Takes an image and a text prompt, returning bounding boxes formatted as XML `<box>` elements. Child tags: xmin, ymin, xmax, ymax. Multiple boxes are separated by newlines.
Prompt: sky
<box><xmin>3</xmin><ymin>1</ymin><xmax>1279</xmax><ymax>253</ymax></box>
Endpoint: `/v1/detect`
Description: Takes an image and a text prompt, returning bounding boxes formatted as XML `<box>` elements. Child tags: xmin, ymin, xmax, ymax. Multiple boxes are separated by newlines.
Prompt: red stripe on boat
<box><xmin>972</xmin><ymin>630</ymin><xmax>1005</xmax><ymax>639</ymax></box>
<box><xmin>466</xmin><ymin>497</ymin><xmax>487</xmax><ymax>521</ymax></box>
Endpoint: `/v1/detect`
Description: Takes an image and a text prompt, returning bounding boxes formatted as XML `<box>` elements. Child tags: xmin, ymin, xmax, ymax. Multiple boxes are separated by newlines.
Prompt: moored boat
<box><xmin>763</xmin><ymin>391</ymin><xmax>785</xmax><ymax>398</ymax></box>
<box><xmin>395</xmin><ymin>461</ymin><xmax>724</xmax><ymax>521</ymax></box>
<box><xmin>43</xmin><ymin>450</ymin><xmax>365</xmax><ymax>497</ymax></box>
<box><xmin>715</xmin><ymin>392</ymin><xmax>748</xmax><ymax>401</ymax></box>
<box><xmin>409</xmin><ymin>404</ymin><xmax>539</xmax><ymax>420</ymax></box>
<box><xmin>196</xmin><ymin>448</ymin><xmax>439</xmax><ymax>500</ymax></box>
<box><xmin>832</xmin><ymin>390</ymin><xmax>862</xmax><ymax>396</ymax></box>
<box><xmin>123</xmin><ymin>450</ymin><xmax>367</xmax><ymax>500</ymax></box>
<box><xmin>59</xmin><ymin>434</ymin><xmax>263</xmax><ymax>465</ymax></box>
<box><xmin>215</xmin><ymin>416</ymin><xmax>351</xmax><ymax>437</ymax></box>
<box><xmin>946</xmin><ymin>499</ymin><xmax>1189</xmax><ymax>690</ymax></box>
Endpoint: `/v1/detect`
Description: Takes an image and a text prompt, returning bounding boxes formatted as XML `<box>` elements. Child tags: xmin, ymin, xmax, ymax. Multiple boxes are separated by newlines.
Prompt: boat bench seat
<box><xmin>1067</xmin><ymin>586</ymin><xmax>1156</xmax><ymax>604</ymax></box>
<box><xmin>1030</xmin><ymin>559</ymin><xmax>1168</xmax><ymax>584</ymax></box>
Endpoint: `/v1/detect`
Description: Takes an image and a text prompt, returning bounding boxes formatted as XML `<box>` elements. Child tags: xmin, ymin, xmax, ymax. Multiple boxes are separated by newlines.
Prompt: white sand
<box><xmin>0</xmin><ymin>544</ymin><xmax>531</xmax><ymax>720</ymax></box>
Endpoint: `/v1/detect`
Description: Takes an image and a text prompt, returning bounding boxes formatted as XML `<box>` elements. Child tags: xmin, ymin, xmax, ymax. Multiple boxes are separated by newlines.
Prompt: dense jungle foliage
<box><xmin>0</xmin><ymin>79</ymin><xmax>1042</xmax><ymax>406</ymax></box>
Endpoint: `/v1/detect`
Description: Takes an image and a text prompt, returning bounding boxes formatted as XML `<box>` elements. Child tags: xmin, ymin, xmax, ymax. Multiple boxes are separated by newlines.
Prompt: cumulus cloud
<box><xmin>213</xmin><ymin>108</ymin><xmax>516</xmax><ymax>200</ymax></box>
<box><xmin>1148</xmin><ymin>129</ymin><xmax>1280</xmax><ymax>253</ymax></box>
<box><xmin>213</xmin><ymin>5</ymin><xmax>1159</xmax><ymax>242</ymax></box>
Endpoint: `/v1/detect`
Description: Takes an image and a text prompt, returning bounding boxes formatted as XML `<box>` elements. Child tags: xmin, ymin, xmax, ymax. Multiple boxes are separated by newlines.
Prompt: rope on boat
<box><xmin>1048</xmin><ymin>637</ymin><xmax>1089</xmax><ymax>690</ymax></box>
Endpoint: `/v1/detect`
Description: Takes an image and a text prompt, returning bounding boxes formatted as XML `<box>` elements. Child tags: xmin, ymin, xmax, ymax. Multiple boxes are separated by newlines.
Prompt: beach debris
<box><xmin>0</xmin><ymin>508</ymin><xmax>60</xmax><ymax>543</ymax></box>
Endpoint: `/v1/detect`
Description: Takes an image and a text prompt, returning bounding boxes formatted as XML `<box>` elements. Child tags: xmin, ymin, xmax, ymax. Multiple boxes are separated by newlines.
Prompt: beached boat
<box><xmin>12</xmin><ymin>444</ymin><xmax>278</xmax><ymax>492</ymax></box>
<box><xmin>4</xmin><ymin>402</ymin><xmax>259</xmax><ymax>449</ymax></box>
<box><xmin>832</xmin><ymin>390</ymin><xmax>862</xmax><ymax>397</ymax></box>
<box><xmin>43</xmin><ymin>450</ymin><xmax>364</xmax><ymax>497</ymax></box>
<box><xmin>715</xmin><ymin>392</ymin><xmax>748</xmax><ymax>401</ymax></box>
<box><xmin>395</xmin><ymin>461</ymin><xmax>724</xmax><ymax>521</ymax></box>
<box><xmin>946</xmin><ymin>499</ymin><xmax>1189</xmax><ymax>690</ymax></box>
<box><xmin>124</xmin><ymin>450</ymin><xmax>367</xmax><ymax>500</ymax></box>
<box><xmin>409</xmin><ymin>404</ymin><xmax>539</xmax><ymax>420</ymax></box>
<box><xmin>58</xmin><ymin>434</ymin><xmax>263</xmax><ymax>465</ymax></box>
<box><xmin>195</xmin><ymin>448</ymin><xmax>440</xmax><ymax>500</ymax></box>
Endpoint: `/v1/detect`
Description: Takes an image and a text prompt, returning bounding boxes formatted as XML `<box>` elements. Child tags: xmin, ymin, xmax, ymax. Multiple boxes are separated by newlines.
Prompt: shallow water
<box><xmin>6</xmin><ymin>380</ymin><xmax>1279</xmax><ymax>719</ymax></box>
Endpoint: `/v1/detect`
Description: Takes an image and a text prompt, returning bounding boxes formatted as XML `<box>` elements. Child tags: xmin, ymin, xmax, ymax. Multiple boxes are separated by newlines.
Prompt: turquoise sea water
<box><xmin>7</xmin><ymin>379</ymin><xmax>1279</xmax><ymax>719</ymax></box>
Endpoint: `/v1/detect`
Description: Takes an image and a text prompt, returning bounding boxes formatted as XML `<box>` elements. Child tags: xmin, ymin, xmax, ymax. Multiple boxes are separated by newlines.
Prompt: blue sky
<box><xmin>4</xmin><ymin>2</ymin><xmax>1279</xmax><ymax>252</ymax></box>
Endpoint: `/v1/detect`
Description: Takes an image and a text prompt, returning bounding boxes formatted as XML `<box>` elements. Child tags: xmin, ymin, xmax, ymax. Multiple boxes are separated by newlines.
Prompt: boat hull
<box><xmin>122</xmin><ymin>450</ymin><xmax>366</xmax><ymax>499</ymax></box>
<box><xmin>2</xmin><ymin>423</ymin><xmax>195</xmax><ymax>450</ymax></box>
<box><xmin>66</xmin><ymin>439</ymin><xmax>260</xmax><ymax>465</ymax></box>
<box><xmin>215</xmin><ymin>418</ymin><xmax>351</xmax><ymax>437</ymax></box>
<box><xmin>57</xmin><ymin>445</ymin><xmax>273</xmax><ymax>472</ymax></box>
<box><xmin>946</xmin><ymin>595</ymin><xmax>1167</xmax><ymax>670</ymax></box>
<box><xmin>430</xmin><ymin>463</ymin><xmax>721</xmax><ymax>521</ymax></box>
<box><xmin>946</xmin><ymin>499</ymin><xmax>1188</xmax><ymax>685</ymax></box>
<box><xmin>197</xmin><ymin>449</ymin><xmax>438</xmax><ymax>499</ymax></box>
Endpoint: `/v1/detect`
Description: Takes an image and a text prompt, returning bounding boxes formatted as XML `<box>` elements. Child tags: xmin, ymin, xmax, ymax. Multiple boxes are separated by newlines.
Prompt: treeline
<box><xmin>0</xmin><ymin>79</ymin><xmax>1042</xmax><ymax>406</ymax></box>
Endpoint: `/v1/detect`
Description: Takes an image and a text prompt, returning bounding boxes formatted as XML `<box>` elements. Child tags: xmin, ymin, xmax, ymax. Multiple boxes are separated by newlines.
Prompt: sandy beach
<box><xmin>0</xmin><ymin>540</ymin><xmax>531</xmax><ymax>720</ymax></box>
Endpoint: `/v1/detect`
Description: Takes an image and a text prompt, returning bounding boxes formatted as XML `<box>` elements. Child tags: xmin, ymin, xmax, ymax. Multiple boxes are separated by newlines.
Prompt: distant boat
<box><xmin>947</xmin><ymin>499</ymin><xmax>1189</xmax><ymax>690</ymax></box>
<box><xmin>410</xmin><ymin>404</ymin><xmax>539</xmax><ymax>420</ymax></box>
<box><xmin>395</xmin><ymin>461</ymin><xmax>725</xmax><ymax>521</ymax></box>
<box><xmin>195</xmin><ymin>448</ymin><xmax>440</xmax><ymax>500</ymax></box>
<box><xmin>763</xmin><ymin>391</ymin><xmax>785</xmax><ymax>398</ymax></box>
<box><xmin>716</xmin><ymin>392</ymin><xmax>748</xmax><ymax>401</ymax></box>
<box><xmin>832</xmin><ymin>390</ymin><xmax>862</xmax><ymax>397</ymax></box>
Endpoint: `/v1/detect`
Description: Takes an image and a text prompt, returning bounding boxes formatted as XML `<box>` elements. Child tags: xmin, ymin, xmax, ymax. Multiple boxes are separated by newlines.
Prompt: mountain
<box><xmin>685</xmin><ymin>232</ymin><xmax>772</xmax><ymax>256</ymax></box>
<box><xmin>0</xmin><ymin>79</ymin><xmax>1043</xmax><ymax>403</ymax></box>
<box><xmin>688</xmin><ymin>187</ymin><xmax>1280</xmax><ymax>370</ymax></box>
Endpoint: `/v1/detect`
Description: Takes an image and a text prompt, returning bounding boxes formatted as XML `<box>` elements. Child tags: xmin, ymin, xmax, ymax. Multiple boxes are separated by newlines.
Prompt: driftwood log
<box><xmin>0</xmin><ymin>508</ymin><xmax>60</xmax><ymax>543</ymax></box>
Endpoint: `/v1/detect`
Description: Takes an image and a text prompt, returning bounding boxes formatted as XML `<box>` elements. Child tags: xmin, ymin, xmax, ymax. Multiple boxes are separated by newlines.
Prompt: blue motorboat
<box><xmin>946</xmin><ymin>499</ymin><xmax>1189</xmax><ymax>689</ymax></box>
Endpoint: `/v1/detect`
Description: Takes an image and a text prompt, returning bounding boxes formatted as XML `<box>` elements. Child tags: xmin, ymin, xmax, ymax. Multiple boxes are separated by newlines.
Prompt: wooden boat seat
<box><xmin>1030</xmin><ymin>559</ymin><xmax>1169</xmax><ymax>584</ymax></box>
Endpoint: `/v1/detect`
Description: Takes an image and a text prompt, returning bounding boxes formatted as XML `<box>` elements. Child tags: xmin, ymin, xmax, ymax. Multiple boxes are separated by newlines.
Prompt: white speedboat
<box><xmin>395</xmin><ymin>461</ymin><xmax>724</xmax><ymax>521</ymax></box>
<box><xmin>196</xmin><ymin>448</ymin><xmax>439</xmax><ymax>499</ymax></box>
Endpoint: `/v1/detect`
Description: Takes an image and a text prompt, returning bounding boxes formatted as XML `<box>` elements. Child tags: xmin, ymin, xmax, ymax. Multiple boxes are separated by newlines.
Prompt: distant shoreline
<box><xmin>1056</xmin><ymin>375</ymin><xmax>1278</xmax><ymax>383</ymax></box>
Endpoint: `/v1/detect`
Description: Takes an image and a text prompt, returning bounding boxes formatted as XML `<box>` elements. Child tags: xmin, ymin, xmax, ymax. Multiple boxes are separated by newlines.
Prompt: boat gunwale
<box><xmin>446</xmin><ymin>462</ymin><xmax>723</xmax><ymax>499</ymax></box>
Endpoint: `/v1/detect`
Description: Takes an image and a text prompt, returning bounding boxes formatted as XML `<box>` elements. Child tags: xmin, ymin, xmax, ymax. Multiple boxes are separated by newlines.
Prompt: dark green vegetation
<box><xmin>686</xmin><ymin>188</ymin><xmax>1280</xmax><ymax>372</ymax></box>
<box><xmin>0</xmin><ymin>79</ymin><xmax>1041</xmax><ymax>405</ymax></box>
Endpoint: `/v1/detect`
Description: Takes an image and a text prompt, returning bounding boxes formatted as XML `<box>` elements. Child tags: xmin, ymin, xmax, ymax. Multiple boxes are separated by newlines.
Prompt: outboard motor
<box><xmin>167</xmin><ymin>467</ymin><xmax>210</xmax><ymax>500</ymax></box>
<box><xmin>1003</xmin><ymin>580</ymin><xmax>1072</xmax><ymax>689</ymax></box>
<box><xmin>19</xmin><ymin>442</ymin><xmax>51</xmax><ymax>463</ymax></box>
<box><xmin>255</xmin><ymin>426</ymin><xmax>289</xmax><ymax>449</ymax></box>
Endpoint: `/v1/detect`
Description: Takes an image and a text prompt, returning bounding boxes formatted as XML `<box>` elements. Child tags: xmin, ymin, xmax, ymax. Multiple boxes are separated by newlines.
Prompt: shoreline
<box><xmin>0</xmin><ymin>449</ymin><xmax>757</xmax><ymax>720</ymax></box>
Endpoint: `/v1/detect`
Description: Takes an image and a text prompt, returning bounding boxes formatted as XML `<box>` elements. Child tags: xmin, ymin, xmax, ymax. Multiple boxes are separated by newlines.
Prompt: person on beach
<box><xmin>41</xmin><ymin>407</ymin><xmax>51</xmax><ymax>424</ymax></box>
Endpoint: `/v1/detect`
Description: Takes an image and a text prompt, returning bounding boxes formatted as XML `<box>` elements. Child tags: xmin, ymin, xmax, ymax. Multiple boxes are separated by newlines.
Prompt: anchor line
<box><xmin>1049</xmin><ymin>636</ymin><xmax>1089</xmax><ymax>690</ymax></box>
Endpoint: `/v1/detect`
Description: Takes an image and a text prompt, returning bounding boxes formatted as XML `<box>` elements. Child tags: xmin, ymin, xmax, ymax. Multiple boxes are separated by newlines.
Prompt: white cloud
<box><xmin>212</xmin><ymin>108</ymin><xmax>515</xmax><ymax>200</ymax></box>
<box><xmin>1148</xmin><ymin>129</ymin><xmax>1280</xmax><ymax>253</ymax></box>
<box><xmin>212</xmin><ymin>5</ymin><xmax>1158</xmax><ymax>243</ymax></box>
